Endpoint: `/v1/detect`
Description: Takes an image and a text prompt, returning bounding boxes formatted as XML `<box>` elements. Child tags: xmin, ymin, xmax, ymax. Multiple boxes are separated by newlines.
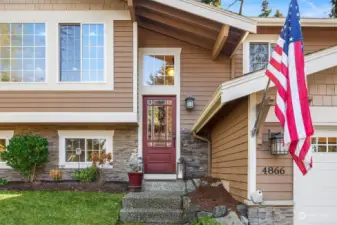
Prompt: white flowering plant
<box><xmin>128</xmin><ymin>153</ymin><xmax>143</xmax><ymax>173</ymax></box>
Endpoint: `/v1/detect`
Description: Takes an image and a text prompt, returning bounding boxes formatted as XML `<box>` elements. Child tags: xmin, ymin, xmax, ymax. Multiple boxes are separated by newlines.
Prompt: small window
<box><xmin>0</xmin><ymin>138</ymin><xmax>7</xmax><ymax>162</ymax></box>
<box><xmin>59</xmin><ymin>24</ymin><xmax>104</xmax><ymax>82</ymax></box>
<box><xmin>143</xmin><ymin>55</ymin><xmax>175</xmax><ymax>86</ymax></box>
<box><xmin>311</xmin><ymin>137</ymin><xmax>337</xmax><ymax>153</ymax></box>
<box><xmin>65</xmin><ymin>138</ymin><xmax>106</xmax><ymax>163</ymax></box>
<box><xmin>0</xmin><ymin>23</ymin><xmax>46</xmax><ymax>82</ymax></box>
<box><xmin>249</xmin><ymin>42</ymin><xmax>276</xmax><ymax>73</ymax></box>
<box><xmin>58</xmin><ymin>130</ymin><xmax>113</xmax><ymax>168</ymax></box>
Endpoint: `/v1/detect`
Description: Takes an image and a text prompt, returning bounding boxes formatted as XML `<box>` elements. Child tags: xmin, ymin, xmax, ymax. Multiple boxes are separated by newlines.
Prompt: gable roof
<box><xmin>192</xmin><ymin>45</ymin><xmax>337</xmax><ymax>133</ymax></box>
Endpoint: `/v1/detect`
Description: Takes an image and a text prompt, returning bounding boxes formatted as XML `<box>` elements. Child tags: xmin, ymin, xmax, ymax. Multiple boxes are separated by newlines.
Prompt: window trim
<box><xmin>243</xmin><ymin>34</ymin><xmax>279</xmax><ymax>74</ymax></box>
<box><xmin>58</xmin><ymin>130</ymin><xmax>114</xmax><ymax>169</ymax></box>
<box><xmin>0</xmin><ymin>130</ymin><xmax>14</xmax><ymax>169</ymax></box>
<box><xmin>0</xmin><ymin>11</ymin><xmax>129</xmax><ymax>91</ymax></box>
<box><xmin>311</xmin><ymin>128</ymin><xmax>337</xmax><ymax>153</ymax></box>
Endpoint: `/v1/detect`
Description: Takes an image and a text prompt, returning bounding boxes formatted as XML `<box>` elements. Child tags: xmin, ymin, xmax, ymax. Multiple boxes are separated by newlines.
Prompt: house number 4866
<box><xmin>262</xmin><ymin>167</ymin><xmax>285</xmax><ymax>175</ymax></box>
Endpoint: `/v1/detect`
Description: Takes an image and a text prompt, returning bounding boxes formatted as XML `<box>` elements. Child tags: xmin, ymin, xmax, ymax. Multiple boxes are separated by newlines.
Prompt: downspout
<box><xmin>193</xmin><ymin>132</ymin><xmax>212</xmax><ymax>177</ymax></box>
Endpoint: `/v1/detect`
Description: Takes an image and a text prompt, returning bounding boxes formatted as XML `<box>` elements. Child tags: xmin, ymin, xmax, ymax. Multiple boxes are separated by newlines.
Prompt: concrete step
<box><xmin>119</xmin><ymin>208</ymin><xmax>184</xmax><ymax>224</ymax></box>
<box><xmin>122</xmin><ymin>191</ymin><xmax>182</xmax><ymax>209</ymax></box>
<box><xmin>142</xmin><ymin>180</ymin><xmax>195</xmax><ymax>193</ymax></box>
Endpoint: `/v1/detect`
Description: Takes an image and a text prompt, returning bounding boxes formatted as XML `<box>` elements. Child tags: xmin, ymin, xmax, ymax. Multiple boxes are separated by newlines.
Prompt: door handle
<box><xmin>172</xmin><ymin>134</ymin><xmax>176</xmax><ymax>148</ymax></box>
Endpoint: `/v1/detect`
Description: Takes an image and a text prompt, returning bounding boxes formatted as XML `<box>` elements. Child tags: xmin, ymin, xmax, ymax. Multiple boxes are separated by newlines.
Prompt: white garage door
<box><xmin>294</xmin><ymin>128</ymin><xmax>337</xmax><ymax>225</ymax></box>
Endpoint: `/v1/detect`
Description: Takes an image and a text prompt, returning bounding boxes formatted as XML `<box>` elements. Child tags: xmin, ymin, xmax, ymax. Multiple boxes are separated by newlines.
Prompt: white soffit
<box><xmin>254</xmin><ymin>17</ymin><xmax>337</xmax><ymax>27</ymax></box>
<box><xmin>221</xmin><ymin>45</ymin><xmax>337</xmax><ymax>105</ymax></box>
<box><xmin>149</xmin><ymin>0</ymin><xmax>257</xmax><ymax>33</ymax></box>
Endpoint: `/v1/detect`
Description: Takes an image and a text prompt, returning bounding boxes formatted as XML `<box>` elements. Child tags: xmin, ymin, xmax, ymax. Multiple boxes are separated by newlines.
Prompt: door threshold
<box><xmin>144</xmin><ymin>174</ymin><xmax>176</xmax><ymax>180</ymax></box>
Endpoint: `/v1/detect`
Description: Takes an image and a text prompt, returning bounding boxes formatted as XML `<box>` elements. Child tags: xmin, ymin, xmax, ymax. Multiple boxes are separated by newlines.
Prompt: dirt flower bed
<box><xmin>188</xmin><ymin>177</ymin><xmax>239</xmax><ymax>211</ymax></box>
<box><xmin>0</xmin><ymin>181</ymin><xmax>128</xmax><ymax>193</ymax></box>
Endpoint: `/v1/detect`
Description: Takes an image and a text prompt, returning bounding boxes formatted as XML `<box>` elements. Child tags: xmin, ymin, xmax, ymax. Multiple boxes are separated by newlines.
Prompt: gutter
<box><xmin>193</xmin><ymin>132</ymin><xmax>211</xmax><ymax>177</ymax></box>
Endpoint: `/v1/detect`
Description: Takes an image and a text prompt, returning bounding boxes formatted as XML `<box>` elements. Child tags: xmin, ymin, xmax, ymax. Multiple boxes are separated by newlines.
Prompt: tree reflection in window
<box><xmin>250</xmin><ymin>43</ymin><xmax>269</xmax><ymax>72</ymax></box>
<box><xmin>143</xmin><ymin>55</ymin><xmax>175</xmax><ymax>86</ymax></box>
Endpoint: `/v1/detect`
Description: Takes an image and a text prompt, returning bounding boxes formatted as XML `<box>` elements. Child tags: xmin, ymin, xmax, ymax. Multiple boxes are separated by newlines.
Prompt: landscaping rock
<box><xmin>200</xmin><ymin>179</ymin><xmax>209</xmax><ymax>187</ymax></box>
<box><xmin>197</xmin><ymin>211</ymin><xmax>213</xmax><ymax>219</ymax></box>
<box><xmin>192</xmin><ymin>179</ymin><xmax>201</xmax><ymax>188</ymax></box>
<box><xmin>186</xmin><ymin>180</ymin><xmax>196</xmax><ymax>192</ymax></box>
<box><xmin>210</xmin><ymin>181</ymin><xmax>222</xmax><ymax>187</ymax></box>
<box><xmin>212</xmin><ymin>205</ymin><xmax>227</xmax><ymax>218</ymax></box>
<box><xmin>240</xmin><ymin>215</ymin><xmax>249</xmax><ymax>225</ymax></box>
<box><xmin>214</xmin><ymin>211</ymin><xmax>244</xmax><ymax>225</ymax></box>
<box><xmin>236</xmin><ymin>204</ymin><xmax>248</xmax><ymax>217</ymax></box>
<box><xmin>182</xmin><ymin>196</ymin><xmax>191</xmax><ymax>210</ymax></box>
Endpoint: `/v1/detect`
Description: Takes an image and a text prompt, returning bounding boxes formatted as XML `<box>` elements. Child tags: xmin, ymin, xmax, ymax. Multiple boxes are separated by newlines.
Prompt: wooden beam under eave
<box><xmin>137</xmin><ymin>7</ymin><xmax>218</xmax><ymax>41</ymax></box>
<box><xmin>138</xmin><ymin>18</ymin><xmax>214</xmax><ymax>51</ymax></box>
<box><xmin>128</xmin><ymin>0</ymin><xmax>136</xmax><ymax>22</ymax></box>
<box><xmin>212</xmin><ymin>25</ymin><xmax>230</xmax><ymax>61</ymax></box>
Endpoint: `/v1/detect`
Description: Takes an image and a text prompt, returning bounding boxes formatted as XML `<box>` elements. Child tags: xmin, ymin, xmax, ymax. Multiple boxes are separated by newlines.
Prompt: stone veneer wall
<box><xmin>248</xmin><ymin>206</ymin><xmax>294</xmax><ymax>225</ymax></box>
<box><xmin>181</xmin><ymin>129</ymin><xmax>208</xmax><ymax>178</ymax></box>
<box><xmin>0</xmin><ymin>124</ymin><xmax>138</xmax><ymax>182</ymax></box>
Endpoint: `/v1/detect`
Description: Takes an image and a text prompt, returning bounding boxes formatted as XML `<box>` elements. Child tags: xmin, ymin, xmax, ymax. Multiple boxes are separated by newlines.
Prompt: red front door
<box><xmin>143</xmin><ymin>96</ymin><xmax>176</xmax><ymax>174</ymax></box>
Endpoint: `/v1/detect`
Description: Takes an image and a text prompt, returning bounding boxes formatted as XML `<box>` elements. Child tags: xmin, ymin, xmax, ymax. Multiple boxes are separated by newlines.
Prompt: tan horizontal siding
<box><xmin>0</xmin><ymin>20</ymin><xmax>133</xmax><ymax>113</ymax></box>
<box><xmin>139</xmin><ymin>28</ymin><xmax>231</xmax><ymax>130</ymax></box>
<box><xmin>211</xmin><ymin>98</ymin><xmax>249</xmax><ymax>202</ymax></box>
<box><xmin>0</xmin><ymin>0</ymin><xmax>126</xmax><ymax>10</ymax></box>
<box><xmin>256</xmin><ymin>123</ymin><xmax>293</xmax><ymax>201</ymax></box>
<box><xmin>233</xmin><ymin>27</ymin><xmax>337</xmax><ymax>78</ymax></box>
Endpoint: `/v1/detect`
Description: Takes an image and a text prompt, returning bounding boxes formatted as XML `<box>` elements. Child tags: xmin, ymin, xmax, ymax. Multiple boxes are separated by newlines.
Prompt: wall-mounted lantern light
<box><xmin>185</xmin><ymin>96</ymin><xmax>195</xmax><ymax>111</ymax></box>
<box><xmin>177</xmin><ymin>157</ymin><xmax>186</xmax><ymax>180</ymax></box>
<box><xmin>269</xmin><ymin>130</ymin><xmax>287</xmax><ymax>155</ymax></box>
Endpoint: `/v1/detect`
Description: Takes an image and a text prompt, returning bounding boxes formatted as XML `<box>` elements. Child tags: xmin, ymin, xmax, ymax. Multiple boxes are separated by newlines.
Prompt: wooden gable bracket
<box><xmin>212</xmin><ymin>24</ymin><xmax>230</xmax><ymax>61</ymax></box>
<box><xmin>128</xmin><ymin>0</ymin><xmax>137</xmax><ymax>22</ymax></box>
<box><xmin>256</xmin><ymin>95</ymin><xmax>313</xmax><ymax>145</ymax></box>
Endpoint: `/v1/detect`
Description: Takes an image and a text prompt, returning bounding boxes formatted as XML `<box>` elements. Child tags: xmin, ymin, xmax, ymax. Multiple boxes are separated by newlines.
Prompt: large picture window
<box><xmin>0</xmin><ymin>23</ymin><xmax>46</xmax><ymax>82</ymax></box>
<box><xmin>59</xmin><ymin>23</ymin><xmax>104</xmax><ymax>82</ymax></box>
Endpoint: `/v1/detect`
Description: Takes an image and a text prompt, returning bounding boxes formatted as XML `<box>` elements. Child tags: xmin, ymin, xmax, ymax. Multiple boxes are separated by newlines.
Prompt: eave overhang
<box><xmin>127</xmin><ymin>0</ymin><xmax>257</xmax><ymax>60</ymax></box>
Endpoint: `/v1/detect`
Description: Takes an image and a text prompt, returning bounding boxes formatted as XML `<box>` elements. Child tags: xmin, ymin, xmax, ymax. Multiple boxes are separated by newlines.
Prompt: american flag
<box><xmin>265</xmin><ymin>0</ymin><xmax>314</xmax><ymax>175</ymax></box>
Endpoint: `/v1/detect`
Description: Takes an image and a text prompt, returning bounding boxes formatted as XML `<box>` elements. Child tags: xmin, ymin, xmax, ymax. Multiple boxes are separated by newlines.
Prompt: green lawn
<box><xmin>0</xmin><ymin>191</ymin><xmax>124</xmax><ymax>225</ymax></box>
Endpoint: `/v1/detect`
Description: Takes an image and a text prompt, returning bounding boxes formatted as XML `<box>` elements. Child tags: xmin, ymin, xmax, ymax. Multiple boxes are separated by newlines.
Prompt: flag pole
<box><xmin>251</xmin><ymin>78</ymin><xmax>271</xmax><ymax>137</ymax></box>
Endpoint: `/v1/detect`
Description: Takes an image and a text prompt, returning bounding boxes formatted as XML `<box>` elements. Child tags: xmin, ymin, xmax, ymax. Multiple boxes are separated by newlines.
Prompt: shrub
<box><xmin>0</xmin><ymin>178</ymin><xmax>8</xmax><ymax>186</ymax></box>
<box><xmin>50</xmin><ymin>169</ymin><xmax>64</xmax><ymax>181</ymax></box>
<box><xmin>191</xmin><ymin>217</ymin><xmax>220</xmax><ymax>225</ymax></box>
<box><xmin>2</xmin><ymin>135</ymin><xmax>49</xmax><ymax>182</ymax></box>
<box><xmin>72</xmin><ymin>166</ymin><xmax>98</xmax><ymax>182</ymax></box>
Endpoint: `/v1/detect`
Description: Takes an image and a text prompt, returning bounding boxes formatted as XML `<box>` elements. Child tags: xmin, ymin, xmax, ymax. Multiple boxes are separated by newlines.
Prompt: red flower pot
<box><xmin>128</xmin><ymin>172</ymin><xmax>143</xmax><ymax>191</ymax></box>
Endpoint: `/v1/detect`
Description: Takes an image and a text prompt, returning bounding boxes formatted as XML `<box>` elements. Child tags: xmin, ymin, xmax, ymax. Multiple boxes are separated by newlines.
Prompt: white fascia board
<box><xmin>149</xmin><ymin>0</ymin><xmax>257</xmax><ymax>33</ymax></box>
<box><xmin>254</xmin><ymin>17</ymin><xmax>337</xmax><ymax>27</ymax></box>
<box><xmin>0</xmin><ymin>112</ymin><xmax>137</xmax><ymax>123</ymax></box>
<box><xmin>221</xmin><ymin>45</ymin><xmax>337</xmax><ymax>105</ymax></box>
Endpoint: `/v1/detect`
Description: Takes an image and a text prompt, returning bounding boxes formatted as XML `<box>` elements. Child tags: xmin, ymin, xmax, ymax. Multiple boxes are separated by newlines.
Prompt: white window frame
<box><xmin>0</xmin><ymin>131</ymin><xmax>14</xmax><ymax>169</ymax></box>
<box><xmin>58</xmin><ymin>130</ymin><xmax>114</xmax><ymax>169</ymax></box>
<box><xmin>0</xmin><ymin>11</ymin><xmax>131</xmax><ymax>91</ymax></box>
<box><xmin>58</xmin><ymin>23</ymin><xmax>106</xmax><ymax>84</ymax></box>
<box><xmin>311</xmin><ymin>128</ymin><xmax>337</xmax><ymax>153</ymax></box>
<box><xmin>243</xmin><ymin>34</ymin><xmax>279</xmax><ymax>74</ymax></box>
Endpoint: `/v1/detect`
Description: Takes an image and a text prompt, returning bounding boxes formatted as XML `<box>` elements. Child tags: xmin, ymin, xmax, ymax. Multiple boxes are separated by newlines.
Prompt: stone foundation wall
<box><xmin>0</xmin><ymin>124</ymin><xmax>138</xmax><ymax>182</ymax></box>
<box><xmin>181</xmin><ymin>129</ymin><xmax>208</xmax><ymax>178</ymax></box>
<box><xmin>248</xmin><ymin>206</ymin><xmax>293</xmax><ymax>225</ymax></box>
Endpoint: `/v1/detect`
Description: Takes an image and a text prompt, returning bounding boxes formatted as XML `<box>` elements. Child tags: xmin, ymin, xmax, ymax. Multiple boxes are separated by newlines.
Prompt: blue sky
<box><xmin>221</xmin><ymin>0</ymin><xmax>332</xmax><ymax>18</ymax></box>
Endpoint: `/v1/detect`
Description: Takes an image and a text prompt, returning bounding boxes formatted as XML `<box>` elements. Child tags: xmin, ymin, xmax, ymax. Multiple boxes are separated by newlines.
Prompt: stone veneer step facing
<box><xmin>120</xmin><ymin>181</ymin><xmax>191</xmax><ymax>224</ymax></box>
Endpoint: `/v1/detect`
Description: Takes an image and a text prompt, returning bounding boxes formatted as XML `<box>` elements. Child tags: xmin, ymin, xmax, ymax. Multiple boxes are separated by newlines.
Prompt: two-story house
<box><xmin>0</xmin><ymin>0</ymin><xmax>336</xmax><ymax>224</ymax></box>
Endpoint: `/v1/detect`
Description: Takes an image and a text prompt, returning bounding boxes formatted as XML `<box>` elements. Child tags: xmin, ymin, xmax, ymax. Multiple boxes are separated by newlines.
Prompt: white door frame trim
<box><xmin>138</xmin><ymin>48</ymin><xmax>182</xmax><ymax>179</ymax></box>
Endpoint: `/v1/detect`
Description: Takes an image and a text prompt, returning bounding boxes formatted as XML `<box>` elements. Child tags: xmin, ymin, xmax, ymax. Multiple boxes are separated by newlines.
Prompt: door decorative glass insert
<box><xmin>143</xmin><ymin>55</ymin><xmax>175</xmax><ymax>86</ymax></box>
<box><xmin>147</xmin><ymin>99</ymin><xmax>173</xmax><ymax>147</ymax></box>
